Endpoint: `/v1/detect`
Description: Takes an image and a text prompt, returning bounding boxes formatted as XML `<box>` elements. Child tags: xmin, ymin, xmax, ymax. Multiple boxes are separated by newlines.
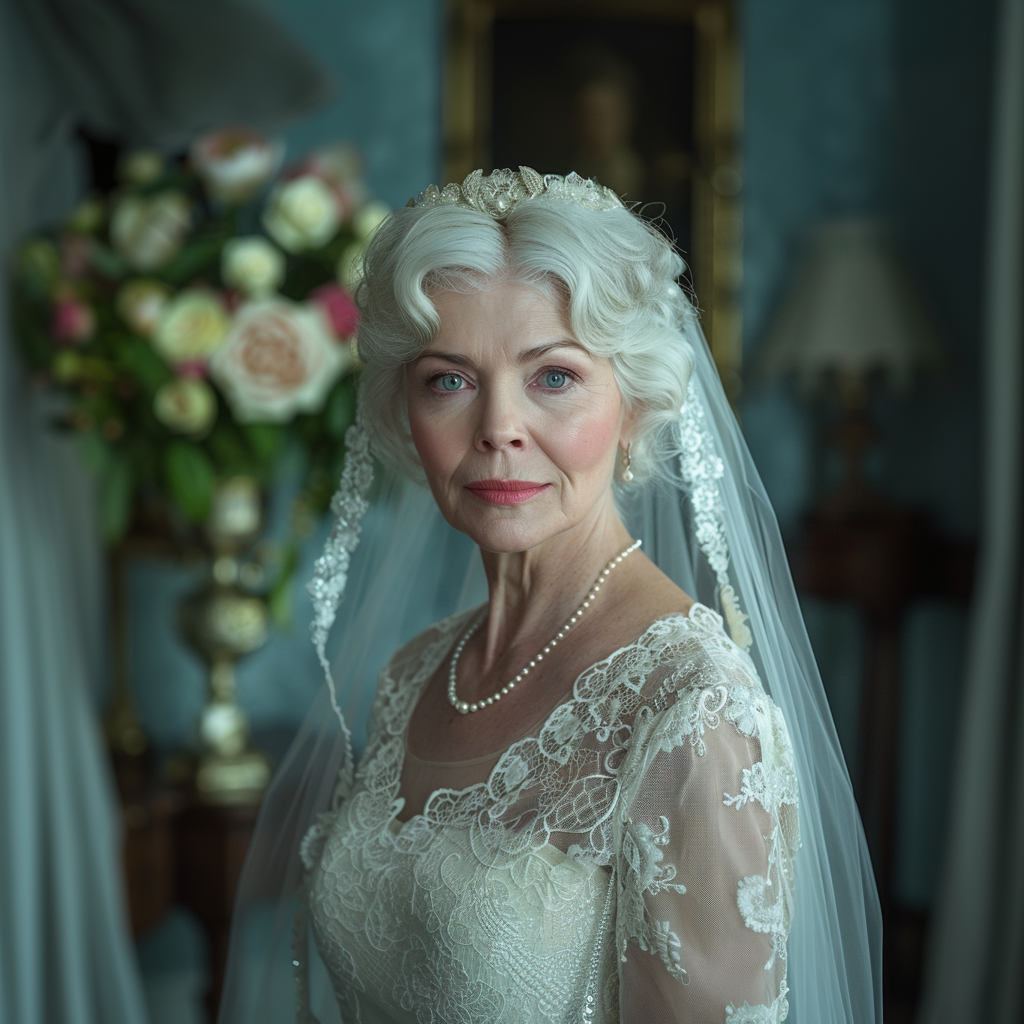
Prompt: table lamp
<box><xmin>759</xmin><ymin>218</ymin><xmax>943</xmax><ymax>518</ymax></box>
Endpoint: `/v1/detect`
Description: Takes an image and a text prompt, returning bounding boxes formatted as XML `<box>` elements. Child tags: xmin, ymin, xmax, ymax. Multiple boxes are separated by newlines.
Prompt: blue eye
<box><xmin>438</xmin><ymin>374</ymin><xmax>464</xmax><ymax>391</ymax></box>
<box><xmin>541</xmin><ymin>370</ymin><xmax>569</xmax><ymax>389</ymax></box>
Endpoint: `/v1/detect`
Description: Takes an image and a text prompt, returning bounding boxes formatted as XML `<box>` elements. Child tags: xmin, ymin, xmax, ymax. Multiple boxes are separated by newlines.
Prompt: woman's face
<box><xmin>406</xmin><ymin>281</ymin><xmax>629</xmax><ymax>554</ymax></box>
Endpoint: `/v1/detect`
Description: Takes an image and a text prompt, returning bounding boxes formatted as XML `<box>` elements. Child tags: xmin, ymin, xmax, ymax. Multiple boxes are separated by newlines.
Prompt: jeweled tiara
<box><xmin>408</xmin><ymin>166</ymin><xmax>624</xmax><ymax>219</ymax></box>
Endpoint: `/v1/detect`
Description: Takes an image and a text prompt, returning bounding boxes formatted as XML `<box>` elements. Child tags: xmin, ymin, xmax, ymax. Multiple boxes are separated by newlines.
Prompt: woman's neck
<box><xmin>476</xmin><ymin>502</ymin><xmax>634</xmax><ymax>674</ymax></box>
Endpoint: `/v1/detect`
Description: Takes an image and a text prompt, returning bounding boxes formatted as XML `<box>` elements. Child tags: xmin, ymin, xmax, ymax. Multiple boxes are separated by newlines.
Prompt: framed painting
<box><xmin>443</xmin><ymin>0</ymin><xmax>743</xmax><ymax>396</ymax></box>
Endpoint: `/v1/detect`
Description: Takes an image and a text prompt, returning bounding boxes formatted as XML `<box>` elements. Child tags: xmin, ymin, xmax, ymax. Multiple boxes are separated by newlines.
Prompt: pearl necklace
<box><xmin>447</xmin><ymin>539</ymin><xmax>642</xmax><ymax>715</ymax></box>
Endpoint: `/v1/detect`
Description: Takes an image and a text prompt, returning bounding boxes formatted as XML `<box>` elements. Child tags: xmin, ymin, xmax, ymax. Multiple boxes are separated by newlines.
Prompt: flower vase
<box><xmin>178</xmin><ymin>477</ymin><xmax>271</xmax><ymax>804</ymax></box>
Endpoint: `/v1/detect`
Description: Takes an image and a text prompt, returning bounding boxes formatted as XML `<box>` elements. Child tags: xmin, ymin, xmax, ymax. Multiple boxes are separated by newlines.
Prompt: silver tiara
<box><xmin>409</xmin><ymin>167</ymin><xmax>625</xmax><ymax>219</ymax></box>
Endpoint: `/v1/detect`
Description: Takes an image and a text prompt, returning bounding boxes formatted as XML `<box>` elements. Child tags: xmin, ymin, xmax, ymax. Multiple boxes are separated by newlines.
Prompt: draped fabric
<box><xmin>9</xmin><ymin>0</ymin><xmax>333</xmax><ymax>150</ymax></box>
<box><xmin>0</xmin><ymin>6</ymin><xmax>147</xmax><ymax>1020</ymax></box>
<box><xmin>916</xmin><ymin>0</ymin><xmax>1024</xmax><ymax>1019</ymax></box>
<box><xmin>0</xmin><ymin>1</ymin><xmax>329</xmax><ymax>1020</ymax></box>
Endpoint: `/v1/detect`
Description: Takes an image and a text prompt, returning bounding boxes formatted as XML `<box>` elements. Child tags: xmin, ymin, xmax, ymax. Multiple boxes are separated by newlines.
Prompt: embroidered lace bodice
<box><xmin>303</xmin><ymin>604</ymin><xmax>800</xmax><ymax>1024</ymax></box>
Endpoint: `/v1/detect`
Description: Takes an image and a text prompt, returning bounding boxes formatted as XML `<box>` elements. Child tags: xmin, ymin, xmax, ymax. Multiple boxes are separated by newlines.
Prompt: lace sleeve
<box><xmin>613</xmin><ymin>651</ymin><xmax>799</xmax><ymax>1024</ymax></box>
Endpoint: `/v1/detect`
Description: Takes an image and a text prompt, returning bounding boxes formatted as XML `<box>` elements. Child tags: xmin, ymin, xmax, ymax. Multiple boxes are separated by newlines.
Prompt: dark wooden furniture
<box><xmin>175</xmin><ymin>801</ymin><xmax>261</xmax><ymax>1021</ymax></box>
<box><xmin>122</xmin><ymin>788</ymin><xmax>184</xmax><ymax>937</ymax></box>
<box><xmin>793</xmin><ymin>509</ymin><xmax>974</xmax><ymax>1023</ymax></box>
<box><xmin>121</xmin><ymin>785</ymin><xmax>260</xmax><ymax>1023</ymax></box>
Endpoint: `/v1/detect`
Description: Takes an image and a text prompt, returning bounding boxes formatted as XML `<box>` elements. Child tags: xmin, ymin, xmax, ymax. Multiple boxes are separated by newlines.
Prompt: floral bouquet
<box><xmin>10</xmin><ymin>129</ymin><xmax>387</xmax><ymax>563</ymax></box>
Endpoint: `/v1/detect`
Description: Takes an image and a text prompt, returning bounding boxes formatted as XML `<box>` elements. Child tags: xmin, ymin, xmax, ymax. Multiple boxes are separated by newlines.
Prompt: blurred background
<box><xmin>1</xmin><ymin>0</ymin><xmax>1020</xmax><ymax>1023</ymax></box>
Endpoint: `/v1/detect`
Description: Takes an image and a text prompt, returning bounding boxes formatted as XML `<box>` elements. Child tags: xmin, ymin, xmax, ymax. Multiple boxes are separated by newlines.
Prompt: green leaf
<box><xmin>79</xmin><ymin>432</ymin><xmax>112</xmax><ymax>475</ymax></box>
<box><xmin>267</xmin><ymin>541</ymin><xmax>300</xmax><ymax>631</ymax></box>
<box><xmin>88</xmin><ymin>244</ymin><xmax>127</xmax><ymax>280</ymax></box>
<box><xmin>325</xmin><ymin>380</ymin><xmax>356</xmax><ymax>439</ymax></box>
<box><xmin>158</xmin><ymin>235</ymin><xmax>225</xmax><ymax>287</ymax></box>
<box><xmin>10</xmin><ymin>293</ymin><xmax>54</xmax><ymax>369</ymax></box>
<box><xmin>207</xmin><ymin>420</ymin><xmax>255</xmax><ymax>477</ymax></box>
<box><xmin>97</xmin><ymin>454</ymin><xmax>133</xmax><ymax>542</ymax></box>
<box><xmin>115</xmin><ymin>337</ymin><xmax>172</xmax><ymax>394</ymax></box>
<box><xmin>163</xmin><ymin>442</ymin><xmax>215</xmax><ymax>522</ymax></box>
<box><xmin>245</xmin><ymin>423</ymin><xmax>285</xmax><ymax>461</ymax></box>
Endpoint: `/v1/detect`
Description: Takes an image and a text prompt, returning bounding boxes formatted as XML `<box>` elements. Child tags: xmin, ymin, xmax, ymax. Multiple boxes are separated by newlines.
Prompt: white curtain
<box><xmin>916</xmin><ymin>0</ymin><xmax>1024</xmax><ymax>1020</ymax></box>
<box><xmin>0</xmin><ymin>1</ymin><xmax>329</xmax><ymax>1020</ymax></box>
<box><xmin>0</xmin><ymin>5</ymin><xmax>147</xmax><ymax>1020</ymax></box>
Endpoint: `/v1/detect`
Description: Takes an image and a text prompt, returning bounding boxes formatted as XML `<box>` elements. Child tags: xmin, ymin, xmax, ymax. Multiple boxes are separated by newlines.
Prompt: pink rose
<box><xmin>52</xmin><ymin>298</ymin><xmax>95</xmax><ymax>345</ymax></box>
<box><xmin>190</xmin><ymin>128</ymin><xmax>284</xmax><ymax>205</ymax></box>
<box><xmin>310</xmin><ymin>284</ymin><xmax>360</xmax><ymax>339</ymax></box>
<box><xmin>176</xmin><ymin>360</ymin><xmax>209</xmax><ymax>379</ymax></box>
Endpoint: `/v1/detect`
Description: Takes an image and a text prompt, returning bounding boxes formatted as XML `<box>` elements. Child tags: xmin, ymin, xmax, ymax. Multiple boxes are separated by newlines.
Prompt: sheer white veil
<box><xmin>217</xmin><ymin>192</ymin><xmax>882</xmax><ymax>1024</ymax></box>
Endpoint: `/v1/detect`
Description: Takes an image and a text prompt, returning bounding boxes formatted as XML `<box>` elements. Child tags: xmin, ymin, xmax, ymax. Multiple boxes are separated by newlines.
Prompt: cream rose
<box><xmin>111</xmin><ymin>191</ymin><xmax>191</xmax><ymax>271</ymax></box>
<box><xmin>152</xmin><ymin>290</ymin><xmax>230</xmax><ymax>365</ymax></box>
<box><xmin>262</xmin><ymin>176</ymin><xmax>340</xmax><ymax>252</ymax></box>
<box><xmin>336</xmin><ymin>239</ymin><xmax>366</xmax><ymax>289</ymax></box>
<box><xmin>191</xmin><ymin>128</ymin><xmax>283</xmax><ymax>204</ymax></box>
<box><xmin>209</xmin><ymin>299</ymin><xmax>350</xmax><ymax>423</ymax></box>
<box><xmin>67</xmin><ymin>198</ymin><xmax>104</xmax><ymax>234</ymax></box>
<box><xmin>117</xmin><ymin>280</ymin><xmax>171</xmax><ymax>336</ymax></box>
<box><xmin>119</xmin><ymin>149</ymin><xmax>164</xmax><ymax>186</ymax></box>
<box><xmin>221</xmin><ymin>237</ymin><xmax>285</xmax><ymax>297</ymax></box>
<box><xmin>154</xmin><ymin>377</ymin><xmax>217</xmax><ymax>435</ymax></box>
<box><xmin>353</xmin><ymin>200</ymin><xmax>391</xmax><ymax>240</ymax></box>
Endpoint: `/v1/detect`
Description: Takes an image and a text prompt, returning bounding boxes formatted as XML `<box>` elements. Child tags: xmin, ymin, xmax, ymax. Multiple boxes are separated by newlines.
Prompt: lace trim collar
<box><xmin>360</xmin><ymin>602</ymin><xmax>735</xmax><ymax>835</ymax></box>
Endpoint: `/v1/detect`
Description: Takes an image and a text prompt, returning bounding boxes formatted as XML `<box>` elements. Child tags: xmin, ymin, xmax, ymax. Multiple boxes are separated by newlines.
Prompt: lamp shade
<box><xmin>760</xmin><ymin>219</ymin><xmax>943</xmax><ymax>390</ymax></box>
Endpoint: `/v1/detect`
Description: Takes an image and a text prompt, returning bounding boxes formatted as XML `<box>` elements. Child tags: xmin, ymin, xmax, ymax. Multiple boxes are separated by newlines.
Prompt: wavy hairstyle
<box><xmin>353</xmin><ymin>195</ymin><xmax>696</xmax><ymax>484</ymax></box>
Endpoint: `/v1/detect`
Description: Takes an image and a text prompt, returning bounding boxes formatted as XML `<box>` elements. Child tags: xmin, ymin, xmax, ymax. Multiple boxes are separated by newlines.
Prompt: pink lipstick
<box><xmin>464</xmin><ymin>479</ymin><xmax>550</xmax><ymax>505</ymax></box>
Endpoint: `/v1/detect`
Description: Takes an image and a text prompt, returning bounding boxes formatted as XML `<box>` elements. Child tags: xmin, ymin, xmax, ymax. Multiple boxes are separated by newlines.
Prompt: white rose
<box><xmin>117</xmin><ymin>279</ymin><xmax>171</xmax><ymax>336</ymax></box>
<box><xmin>153</xmin><ymin>290</ymin><xmax>230</xmax><ymax>365</ymax></box>
<box><xmin>111</xmin><ymin>191</ymin><xmax>191</xmax><ymax>271</ymax></box>
<box><xmin>336</xmin><ymin>239</ymin><xmax>366</xmax><ymax>289</ymax></box>
<box><xmin>191</xmin><ymin>129</ymin><xmax>284</xmax><ymax>204</ymax></box>
<box><xmin>221</xmin><ymin>237</ymin><xmax>285</xmax><ymax>297</ymax></box>
<box><xmin>262</xmin><ymin>176</ymin><xmax>340</xmax><ymax>253</ymax></box>
<box><xmin>153</xmin><ymin>377</ymin><xmax>217</xmax><ymax>436</ymax></box>
<box><xmin>209</xmin><ymin>299</ymin><xmax>351</xmax><ymax>423</ymax></box>
<box><xmin>353</xmin><ymin>200</ymin><xmax>391</xmax><ymax>240</ymax></box>
<box><xmin>119</xmin><ymin>149</ymin><xmax>164</xmax><ymax>185</ymax></box>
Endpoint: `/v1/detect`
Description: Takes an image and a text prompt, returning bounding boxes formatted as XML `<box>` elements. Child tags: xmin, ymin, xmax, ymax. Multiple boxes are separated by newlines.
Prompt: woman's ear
<box><xmin>618</xmin><ymin>404</ymin><xmax>640</xmax><ymax>451</ymax></box>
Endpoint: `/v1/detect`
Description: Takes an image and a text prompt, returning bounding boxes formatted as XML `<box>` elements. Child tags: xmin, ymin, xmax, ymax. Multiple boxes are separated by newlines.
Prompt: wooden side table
<box><xmin>175</xmin><ymin>801</ymin><xmax>261</xmax><ymax>1022</ymax></box>
<box><xmin>122</xmin><ymin>789</ymin><xmax>184</xmax><ymax>937</ymax></box>
<box><xmin>793</xmin><ymin>508</ymin><xmax>974</xmax><ymax>1021</ymax></box>
<box><xmin>120</xmin><ymin>785</ymin><xmax>260</xmax><ymax>1023</ymax></box>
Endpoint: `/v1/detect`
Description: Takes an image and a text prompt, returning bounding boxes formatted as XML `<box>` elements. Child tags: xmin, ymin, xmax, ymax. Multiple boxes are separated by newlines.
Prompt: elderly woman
<box><xmin>219</xmin><ymin>169</ymin><xmax>881</xmax><ymax>1024</ymax></box>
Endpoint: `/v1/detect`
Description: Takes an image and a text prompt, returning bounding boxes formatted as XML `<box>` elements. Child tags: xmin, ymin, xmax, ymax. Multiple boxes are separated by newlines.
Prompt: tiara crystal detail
<box><xmin>410</xmin><ymin>167</ymin><xmax>624</xmax><ymax>219</ymax></box>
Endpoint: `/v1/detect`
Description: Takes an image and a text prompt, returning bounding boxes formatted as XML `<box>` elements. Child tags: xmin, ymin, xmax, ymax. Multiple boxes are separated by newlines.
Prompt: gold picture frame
<box><xmin>443</xmin><ymin>0</ymin><xmax>743</xmax><ymax>398</ymax></box>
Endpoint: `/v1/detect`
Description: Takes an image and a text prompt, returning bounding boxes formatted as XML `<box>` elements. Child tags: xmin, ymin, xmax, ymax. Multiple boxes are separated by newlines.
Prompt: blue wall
<box><xmin>741</xmin><ymin>0</ymin><xmax>994</xmax><ymax>910</ymax></box>
<box><xmin>262</xmin><ymin>0</ymin><xmax>444</xmax><ymax>208</ymax></box>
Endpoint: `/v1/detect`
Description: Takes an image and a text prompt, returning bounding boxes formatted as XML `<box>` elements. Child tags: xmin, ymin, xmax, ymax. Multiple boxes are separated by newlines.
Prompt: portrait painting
<box><xmin>445</xmin><ymin>0</ymin><xmax>742</xmax><ymax>390</ymax></box>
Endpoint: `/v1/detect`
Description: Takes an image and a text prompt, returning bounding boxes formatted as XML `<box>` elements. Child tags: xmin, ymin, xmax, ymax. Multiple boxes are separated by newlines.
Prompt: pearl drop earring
<box><xmin>622</xmin><ymin>443</ymin><xmax>634</xmax><ymax>483</ymax></box>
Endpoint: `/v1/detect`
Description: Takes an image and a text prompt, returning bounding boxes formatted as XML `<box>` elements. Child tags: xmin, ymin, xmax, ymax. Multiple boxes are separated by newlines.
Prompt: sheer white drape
<box><xmin>0</xmin><ymin>5</ymin><xmax>148</xmax><ymax>1021</ymax></box>
<box><xmin>916</xmin><ymin>0</ymin><xmax>1024</xmax><ymax>1019</ymax></box>
<box><xmin>0</xmin><ymin>1</ymin><xmax>330</xmax><ymax>1020</ymax></box>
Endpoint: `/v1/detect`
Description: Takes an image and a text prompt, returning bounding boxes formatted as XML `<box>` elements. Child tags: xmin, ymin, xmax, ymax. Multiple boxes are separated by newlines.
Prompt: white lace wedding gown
<box><xmin>302</xmin><ymin>604</ymin><xmax>799</xmax><ymax>1024</ymax></box>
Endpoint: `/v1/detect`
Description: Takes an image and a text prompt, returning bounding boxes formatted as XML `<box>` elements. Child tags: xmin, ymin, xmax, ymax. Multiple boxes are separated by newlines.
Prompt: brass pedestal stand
<box><xmin>179</xmin><ymin>478</ymin><xmax>271</xmax><ymax>805</ymax></box>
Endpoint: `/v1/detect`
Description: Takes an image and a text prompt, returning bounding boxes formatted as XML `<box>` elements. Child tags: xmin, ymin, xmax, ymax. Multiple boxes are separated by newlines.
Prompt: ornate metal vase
<box><xmin>179</xmin><ymin>477</ymin><xmax>271</xmax><ymax>804</ymax></box>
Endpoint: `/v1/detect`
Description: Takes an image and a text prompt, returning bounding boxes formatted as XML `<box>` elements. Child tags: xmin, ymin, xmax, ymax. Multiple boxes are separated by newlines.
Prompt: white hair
<box><xmin>354</xmin><ymin>197</ymin><xmax>696</xmax><ymax>483</ymax></box>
